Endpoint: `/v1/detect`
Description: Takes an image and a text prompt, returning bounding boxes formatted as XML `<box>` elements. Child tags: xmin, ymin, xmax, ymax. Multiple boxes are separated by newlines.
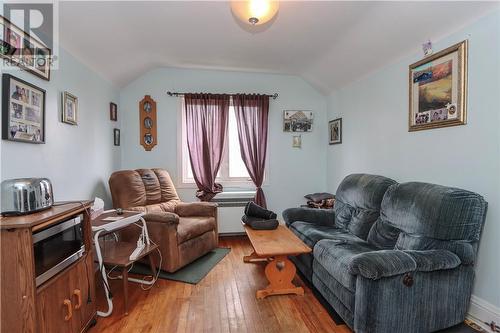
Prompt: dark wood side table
<box><xmin>100</xmin><ymin>241</ymin><xmax>158</xmax><ymax>315</ymax></box>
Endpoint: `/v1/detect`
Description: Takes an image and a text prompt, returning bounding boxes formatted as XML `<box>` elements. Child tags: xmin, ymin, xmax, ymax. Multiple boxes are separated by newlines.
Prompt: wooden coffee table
<box><xmin>243</xmin><ymin>224</ymin><xmax>311</xmax><ymax>299</ymax></box>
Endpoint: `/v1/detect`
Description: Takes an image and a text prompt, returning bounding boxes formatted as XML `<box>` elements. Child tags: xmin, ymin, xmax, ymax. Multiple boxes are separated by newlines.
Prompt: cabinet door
<box><xmin>36</xmin><ymin>257</ymin><xmax>96</xmax><ymax>333</ymax></box>
<box><xmin>69</xmin><ymin>254</ymin><xmax>96</xmax><ymax>330</ymax></box>
<box><xmin>36</xmin><ymin>271</ymin><xmax>74</xmax><ymax>333</ymax></box>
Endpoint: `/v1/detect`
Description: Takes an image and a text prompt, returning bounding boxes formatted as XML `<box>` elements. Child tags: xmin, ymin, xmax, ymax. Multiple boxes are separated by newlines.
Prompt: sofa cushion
<box><xmin>109</xmin><ymin>169</ymin><xmax>181</xmax><ymax>209</ymax></box>
<box><xmin>152</xmin><ymin>168</ymin><xmax>180</xmax><ymax>202</ymax></box>
<box><xmin>177</xmin><ymin>217</ymin><xmax>216</xmax><ymax>244</ymax></box>
<box><xmin>334</xmin><ymin>174</ymin><xmax>397</xmax><ymax>240</ymax></box>
<box><xmin>314</xmin><ymin>238</ymin><xmax>377</xmax><ymax>292</ymax></box>
<box><xmin>129</xmin><ymin>201</ymin><xmax>178</xmax><ymax>214</ymax></box>
<box><xmin>136</xmin><ymin>169</ymin><xmax>162</xmax><ymax>204</ymax></box>
<box><xmin>367</xmin><ymin>219</ymin><xmax>401</xmax><ymax>249</ymax></box>
<box><xmin>379</xmin><ymin>182</ymin><xmax>488</xmax><ymax>241</ymax></box>
<box><xmin>109</xmin><ymin>170</ymin><xmax>148</xmax><ymax>208</ymax></box>
<box><xmin>289</xmin><ymin>221</ymin><xmax>350</xmax><ymax>248</ymax></box>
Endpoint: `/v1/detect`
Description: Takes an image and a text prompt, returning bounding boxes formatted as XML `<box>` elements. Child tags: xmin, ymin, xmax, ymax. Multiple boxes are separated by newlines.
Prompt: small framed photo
<box><xmin>292</xmin><ymin>135</ymin><xmax>301</xmax><ymax>148</ymax></box>
<box><xmin>62</xmin><ymin>91</ymin><xmax>78</xmax><ymax>125</ymax></box>
<box><xmin>329</xmin><ymin>118</ymin><xmax>342</xmax><ymax>145</ymax></box>
<box><xmin>113</xmin><ymin>128</ymin><xmax>120</xmax><ymax>146</ymax></box>
<box><xmin>283</xmin><ymin>110</ymin><xmax>313</xmax><ymax>132</ymax></box>
<box><xmin>2</xmin><ymin>73</ymin><xmax>45</xmax><ymax>143</ymax></box>
<box><xmin>110</xmin><ymin>102</ymin><xmax>117</xmax><ymax>121</ymax></box>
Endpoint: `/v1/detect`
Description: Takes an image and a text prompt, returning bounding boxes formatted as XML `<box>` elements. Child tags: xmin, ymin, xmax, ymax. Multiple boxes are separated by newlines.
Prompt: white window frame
<box><xmin>177</xmin><ymin>97</ymin><xmax>264</xmax><ymax>189</ymax></box>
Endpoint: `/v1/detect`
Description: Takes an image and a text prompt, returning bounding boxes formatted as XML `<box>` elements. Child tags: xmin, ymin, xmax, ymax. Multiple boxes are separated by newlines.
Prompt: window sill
<box><xmin>176</xmin><ymin>181</ymin><xmax>255</xmax><ymax>190</ymax></box>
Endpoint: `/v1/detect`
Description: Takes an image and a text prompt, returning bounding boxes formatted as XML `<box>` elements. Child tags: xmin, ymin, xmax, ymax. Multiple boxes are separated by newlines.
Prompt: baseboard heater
<box><xmin>211</xmin><ymin>191</ymin><xmax>255</xmax><ymax>235</ymax></box>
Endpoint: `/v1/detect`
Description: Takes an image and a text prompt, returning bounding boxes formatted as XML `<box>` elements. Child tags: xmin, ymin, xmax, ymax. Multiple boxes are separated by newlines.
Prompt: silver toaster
<box><xmin>1</xmin><ymin>178</ymin><xmax>54</xmax><ymax>216</ymax></box>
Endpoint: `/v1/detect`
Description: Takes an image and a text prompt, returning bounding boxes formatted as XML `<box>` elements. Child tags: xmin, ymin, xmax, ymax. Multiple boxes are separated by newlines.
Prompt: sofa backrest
<box><xmin>109</xmin><ymin>168</ymin><xmax>180</xmax><ymax>209</ymax></box>
<box><xmin>380</xmin><ymin>182</ymin><xmax>488</xmax><ymax>243</ymax></box>
<box><xmin>334</xmin><ymin>174</ymin><xmax>397</xmax><ymax>240</ymax></box>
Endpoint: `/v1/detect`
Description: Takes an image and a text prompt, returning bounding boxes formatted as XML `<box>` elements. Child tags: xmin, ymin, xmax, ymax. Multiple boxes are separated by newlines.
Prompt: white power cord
<box><xmin>103</xmin><ymin>222</ymin><xmax>163</xmax><ymax>291</ymax></box>
<box><xmin>132</xmin><ymin>222</ymin><xmax>162</xmax><ymax>291</ymax></box>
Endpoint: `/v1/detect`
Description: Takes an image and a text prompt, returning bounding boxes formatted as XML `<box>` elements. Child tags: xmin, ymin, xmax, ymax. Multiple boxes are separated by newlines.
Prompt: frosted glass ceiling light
<box><xmin>231</xmin><ymin>0</ymin><xmax>279</xmax><ymax>26</ymax></box>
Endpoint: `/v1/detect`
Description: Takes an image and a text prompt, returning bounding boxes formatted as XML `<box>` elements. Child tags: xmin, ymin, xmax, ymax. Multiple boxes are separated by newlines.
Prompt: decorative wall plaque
<box><xmin>139</xmin><ymin>95</ymin><xmax>157</xmax><ymax>151</ymax></box>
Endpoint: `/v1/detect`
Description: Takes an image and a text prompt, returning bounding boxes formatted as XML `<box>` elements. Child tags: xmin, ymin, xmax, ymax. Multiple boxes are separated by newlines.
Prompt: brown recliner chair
<box><xmin>108</xmin><ymin>168</ymin><xmax>218</xmax><ymax>273</ymax></box>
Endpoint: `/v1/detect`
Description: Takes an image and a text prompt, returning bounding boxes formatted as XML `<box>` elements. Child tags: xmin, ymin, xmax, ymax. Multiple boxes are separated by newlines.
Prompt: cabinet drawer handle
<box><xmin>63</xmin><ymin>299</ymin><xmax>72</xmax><ymax>321</ymax></box>
<box><xmin>73</xmin><ymin>289</ymin><xmax>82</xmax><ymax>309</ymax></box>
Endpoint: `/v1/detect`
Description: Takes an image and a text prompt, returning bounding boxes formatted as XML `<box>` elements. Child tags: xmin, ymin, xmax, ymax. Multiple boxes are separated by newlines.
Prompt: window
<box><xmin>180</xmin><ymin>98</ymin><xmax>256</xmax><ymax>187</ymax></box>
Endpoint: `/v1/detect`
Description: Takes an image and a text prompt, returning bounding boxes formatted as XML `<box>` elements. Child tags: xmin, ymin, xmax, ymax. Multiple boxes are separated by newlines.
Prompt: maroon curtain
<box><xmin>184</xmin><ymin>93</ymin><xmax>230</xmax><ymax>201</ymax></box>
<box><xmin>233</xmin><ymin>94</ymin><xmax>269</xmax><ymax>208</ymax></box>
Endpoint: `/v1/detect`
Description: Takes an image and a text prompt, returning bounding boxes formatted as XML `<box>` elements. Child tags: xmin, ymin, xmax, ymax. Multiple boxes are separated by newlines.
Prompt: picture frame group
<box><xmin>2</xmin><ymin>74</ymin><xmax>45</xmax><ymax>143</ymax></box>
<box><xmin>0</xmin><ymin>16</ymin><xmax>51</xmax><ymax>81</ymax></box>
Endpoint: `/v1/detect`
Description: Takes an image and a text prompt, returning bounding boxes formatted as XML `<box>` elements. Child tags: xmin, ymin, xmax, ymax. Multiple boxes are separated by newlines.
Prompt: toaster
<box><xmin>1</xmin><ymin>178</ymin><xmax>54</xmax><ymax>216</ymax></box>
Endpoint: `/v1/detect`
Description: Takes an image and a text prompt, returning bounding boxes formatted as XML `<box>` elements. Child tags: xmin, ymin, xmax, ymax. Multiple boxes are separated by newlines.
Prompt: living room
<box><xmin>0</xmin><ymin>1</ymin><xmax>499</xmax><ymax>333</ymax></box>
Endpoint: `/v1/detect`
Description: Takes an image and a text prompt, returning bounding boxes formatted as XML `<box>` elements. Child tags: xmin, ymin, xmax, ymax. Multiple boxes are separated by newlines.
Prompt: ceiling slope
<box><xmin>59</xmin><ymin>1</ymin><xmax>499</xmax><ymax>93</ymax></box>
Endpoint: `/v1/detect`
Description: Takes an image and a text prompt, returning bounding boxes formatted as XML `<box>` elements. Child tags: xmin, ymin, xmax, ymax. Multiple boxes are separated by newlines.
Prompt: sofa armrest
<box><xmin>143</xmin><ymin>212</ymin><xmax>179</xmax><ymax>226</ymax></box>
<box><xmin>282</xmin><ymin>207</ymin><xmax>335</xmax><ymax>227</ymax></box>
<box><xmin>175</xmin><ymin>202</ymin><xmax>218</xmax><ymax>217</ymax></box>
<box><xmin>348</xmin><ymin>250</ymin><xmax>416</xmax><ymax>280</ymax></box>
<box><xmin>349</xmin><ymin>249</ymin><xmax>461</xmax><ymax>280</ymax></box>
<box><xmin>404</xmin><ymin>250</ymin><xmax>461</xmax><ymax>272</ymax></box>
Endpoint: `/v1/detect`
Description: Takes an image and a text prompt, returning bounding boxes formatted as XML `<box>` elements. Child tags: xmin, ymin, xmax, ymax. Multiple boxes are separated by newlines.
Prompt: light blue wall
<box><xmin>119</xmin><ymin>67</ymin><xmax>328</xmax><ymax>214</ymax></box>
<box><xmin>326</xmin><ymin>10</ymin><xmax>500</xmax><ymax>307</ymax></box>
<box><xmin>0</xmin><ymin>48</ymin><xmax>121</xmax><ymax>206</ymax></box>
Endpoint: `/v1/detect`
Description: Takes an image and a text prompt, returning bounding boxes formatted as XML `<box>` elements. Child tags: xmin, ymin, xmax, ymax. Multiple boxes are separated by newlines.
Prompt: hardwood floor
<box><xmin>89</xmin><ymin>236</ymin><xmax>351</xmax><ymax>333</ymax></box>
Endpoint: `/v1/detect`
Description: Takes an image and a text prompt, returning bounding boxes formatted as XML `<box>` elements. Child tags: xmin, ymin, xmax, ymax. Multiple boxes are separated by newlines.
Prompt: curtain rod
<box><xmin>166</xmin><ymin>91</ymin><xmax>278</xmax><ymax>100</ymax></box>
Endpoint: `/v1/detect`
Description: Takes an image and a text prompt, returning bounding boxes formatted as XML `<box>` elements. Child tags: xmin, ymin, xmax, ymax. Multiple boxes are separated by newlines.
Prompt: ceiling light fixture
<box><xmin>230</xmin><ymin>0</ymin><xmax>279</xmax><ymax>26</ymax></box>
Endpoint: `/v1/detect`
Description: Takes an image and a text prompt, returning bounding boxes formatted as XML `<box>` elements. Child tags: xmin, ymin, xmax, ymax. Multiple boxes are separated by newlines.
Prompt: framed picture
<box><xmin>0</xmin><ymin>16</ymin><xmax>51</xmax><ymax>81</ymax></box>
<box><xmin>283</xmin><ymin>110</ymin><xmax>313</xmax><ymax>132</ymax></box>
<box><xmin>113</xmin><ymin>128</ymin><xmax>120</xmax><ymax>146</ymax></box>
<box><xmin>329</xmin><ymin>118</ymin><xmax>342</xmax><ymax>145</ymax></box>
<box><xmin>409</xmin><ymin>40</ymin><xmax>467</xmax><ymax>131</ymax></box>
<box><xmin>2</xmin><ymin>73</ymin><xmax>45</xmax><ymax>143</ymax></box>
<box><xmin>292</xmin><ymin>135</ymin><xmax>301</xmax><ymax>148</ymax></box>
<box><xmin>110</xmin><ymin>102</ymin><xmax>117</xmax><ymax>121</ymax></box>
<box><xmin>62</xmin><ymin>92</ymin><xmax>78</xmax><ymax>125</ymax></box>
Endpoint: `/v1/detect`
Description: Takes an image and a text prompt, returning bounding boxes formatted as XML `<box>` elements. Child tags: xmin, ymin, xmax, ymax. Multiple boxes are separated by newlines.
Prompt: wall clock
<box><xmin>139</xmin><ymin>95</ymin><xmax>157</xmax><ymax>151</ymax></box>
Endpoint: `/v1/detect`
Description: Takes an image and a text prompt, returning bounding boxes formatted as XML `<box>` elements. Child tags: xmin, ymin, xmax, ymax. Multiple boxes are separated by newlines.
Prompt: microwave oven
<box><xmin>33</xmin><ymin>214</ymin><xmax>85</xmax><ymax>286</ymax></box>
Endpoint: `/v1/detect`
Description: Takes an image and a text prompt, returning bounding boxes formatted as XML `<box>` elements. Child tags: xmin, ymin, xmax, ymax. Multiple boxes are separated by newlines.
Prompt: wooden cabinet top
<box><xmin>0</xmin><ymin>201</ymin><xmax>92</xmax><ymax>230</ymax></box>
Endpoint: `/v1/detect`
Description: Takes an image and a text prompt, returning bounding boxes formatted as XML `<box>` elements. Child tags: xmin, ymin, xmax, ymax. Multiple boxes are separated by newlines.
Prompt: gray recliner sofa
<box><xmin>283</xmin><ymin>174</ymin><xmax>488</xmax><ymax>333</ymax></box>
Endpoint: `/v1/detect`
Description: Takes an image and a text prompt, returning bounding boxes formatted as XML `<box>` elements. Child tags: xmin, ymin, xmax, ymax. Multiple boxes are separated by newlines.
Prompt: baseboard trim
<box><xmin>467</xmin><ymin>295</ymin><xmax>500</xmax><ymax>331</ymax></box>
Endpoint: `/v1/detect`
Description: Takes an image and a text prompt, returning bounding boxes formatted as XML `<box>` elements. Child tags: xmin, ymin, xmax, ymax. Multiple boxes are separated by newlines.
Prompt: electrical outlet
<box><xmin>486</xmin><ymin>321</ymin><xmax>500</xmax><ymax>332</ymax></box>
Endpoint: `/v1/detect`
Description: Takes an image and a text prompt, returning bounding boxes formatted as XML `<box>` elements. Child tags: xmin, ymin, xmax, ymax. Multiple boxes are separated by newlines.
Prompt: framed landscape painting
<box><xmin>409</xmin><ymin>40</ymin><xmax>467</xmax><ymax>131</ymax></box>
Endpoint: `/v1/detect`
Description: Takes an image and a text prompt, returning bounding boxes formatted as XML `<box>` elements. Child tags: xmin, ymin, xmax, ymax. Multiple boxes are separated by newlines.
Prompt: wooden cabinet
<box><xmin>36</xmin><ymin>255</ymin><xmax>95</xmax><ymax>333</ymax></box>
<box><xmin>0</xmin><ymin>202</ymin><xmax>96</xmax><ymax>333</ymax></box>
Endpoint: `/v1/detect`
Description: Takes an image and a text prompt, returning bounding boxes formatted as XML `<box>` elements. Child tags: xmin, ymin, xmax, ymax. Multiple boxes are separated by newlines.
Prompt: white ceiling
<box><xmin>59</xmin><ymin>1</ymin><xmax>499</xmax><ymax>93</ymax></box>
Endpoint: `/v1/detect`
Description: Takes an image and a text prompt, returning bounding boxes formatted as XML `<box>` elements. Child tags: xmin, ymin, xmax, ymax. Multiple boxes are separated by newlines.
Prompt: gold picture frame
<box><xmin>62</xmin><ymin>91</ymin><xmax>78</xmax><ymax>125</ymax></box>
<box><xmin>408</xmin><ymin>40</ymin><xmax>467</xmax><ymax>132</ymax></box>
